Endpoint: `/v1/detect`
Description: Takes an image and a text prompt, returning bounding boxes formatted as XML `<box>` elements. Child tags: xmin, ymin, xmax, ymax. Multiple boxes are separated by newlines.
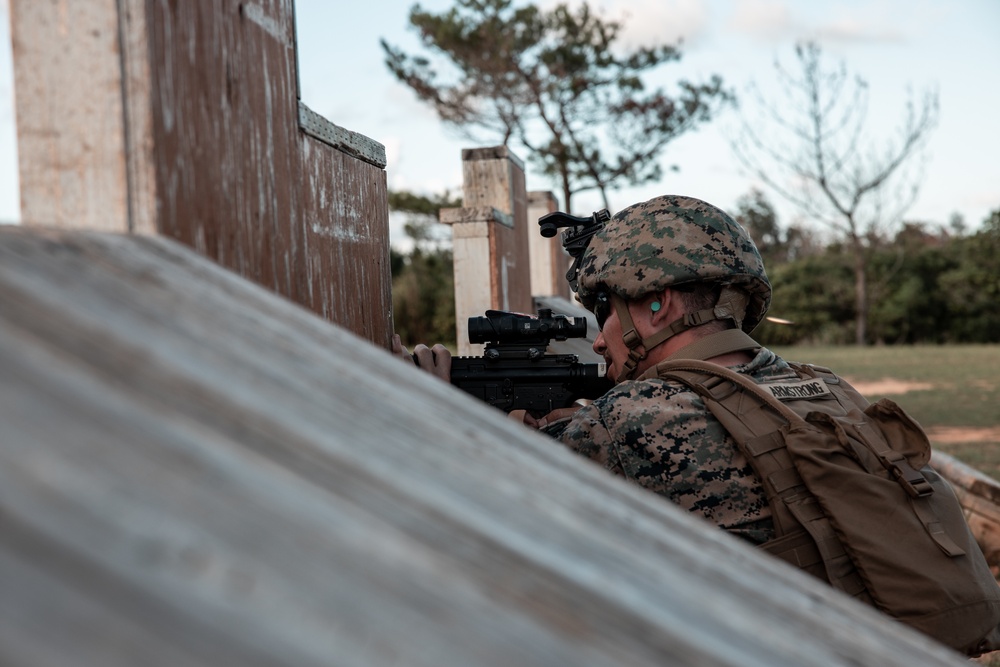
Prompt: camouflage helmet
<box><xmin>577</xmin><ymin>194</ymin><xmax>771</xmax><ymax>332</ymax></box>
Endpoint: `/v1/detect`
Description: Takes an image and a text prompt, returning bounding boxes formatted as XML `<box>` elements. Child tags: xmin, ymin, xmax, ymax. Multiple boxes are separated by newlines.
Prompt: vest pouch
<box><xmin>654</xmin><ymin>360</ymin><xmax>1000</xmax><ymax>655</ymax></box>
<box><xmin>784</xmin><ymin>398</ymin><xmax>1000</xmax><ymax>654</ymax></box>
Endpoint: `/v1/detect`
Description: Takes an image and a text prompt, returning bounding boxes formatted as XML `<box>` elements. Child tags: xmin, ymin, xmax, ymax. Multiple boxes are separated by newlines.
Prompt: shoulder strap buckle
<box><xmin>882</xmin><ymin>450</ymin><xmax>934</xmax><ymax>498</ymax></box>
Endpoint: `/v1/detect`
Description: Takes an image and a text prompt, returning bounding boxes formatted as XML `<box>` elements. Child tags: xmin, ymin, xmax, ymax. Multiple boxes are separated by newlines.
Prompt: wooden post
<box><xmin>527</xmin><ymin>191</ymin><xmax>571</xmax><ymax>299</ymax></box>
<box><xmin>441</xmin><ymin>146</ymin><xmax>533</xmax><ymax>355</ymax></box>
<box><xmin>931</xmin><ymin>451</ymin><xmax>1000</xmax><ymax>574</ymax></box>
<box><xmin>8</xmin><ymin>0</ymin><xmax>393</xmax><ymax>348</ymax></box>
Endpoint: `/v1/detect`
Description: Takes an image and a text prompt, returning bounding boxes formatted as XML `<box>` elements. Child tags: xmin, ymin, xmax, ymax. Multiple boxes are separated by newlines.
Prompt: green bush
<box><xmin>755</xmin><ymin>208</ymin><xmax>1000</xmax><ymax>346</ymax></box>
<box><xmin>392</xmin><ymin>247</ymin><xmax>456</xmax><ymax>349</ymax></box>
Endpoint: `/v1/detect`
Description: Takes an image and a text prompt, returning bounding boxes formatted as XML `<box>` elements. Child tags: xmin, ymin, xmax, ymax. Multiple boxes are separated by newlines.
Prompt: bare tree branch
<box><xmin>729</xmin><ymin>41</ymin><xmax>939</xmax><ymax>344</ymax></box>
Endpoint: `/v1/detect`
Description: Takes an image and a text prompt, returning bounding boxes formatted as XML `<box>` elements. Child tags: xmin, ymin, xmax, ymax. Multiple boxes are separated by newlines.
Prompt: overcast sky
<box><xmin>2</xmin><ymin>0</ymin><xmax>999</xmax><ymax>244</ymax></box>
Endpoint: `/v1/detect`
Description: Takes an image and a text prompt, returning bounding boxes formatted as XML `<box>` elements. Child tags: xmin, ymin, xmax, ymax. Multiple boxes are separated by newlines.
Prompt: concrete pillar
<box><xmin>441</xmin><ymin>146</ymin><xmax>532</xmax><ymax>355</ymax></box>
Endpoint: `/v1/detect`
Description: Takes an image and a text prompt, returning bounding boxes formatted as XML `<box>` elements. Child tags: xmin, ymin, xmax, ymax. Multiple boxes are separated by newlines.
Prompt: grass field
<box><xmin>771</xmin><ymin>344</ymin><xmax>1000</xmax><ymax>480</ymax></box>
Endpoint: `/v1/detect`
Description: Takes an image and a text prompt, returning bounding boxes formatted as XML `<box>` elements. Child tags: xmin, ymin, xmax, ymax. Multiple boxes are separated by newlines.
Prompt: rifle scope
<box><xmin>467</xmin><ymin>309</ymin><xmax>587</xmax><ymax>346</ymax></box>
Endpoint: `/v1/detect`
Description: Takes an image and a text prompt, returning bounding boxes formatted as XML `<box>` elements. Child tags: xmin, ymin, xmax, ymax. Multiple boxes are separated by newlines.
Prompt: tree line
<box><xmin>389</xmin><ymin>191</ymin><xmax>459</xmax><ymax>349</ymax></box>
<box><xmin>742</xmin><ymin>200</ymin><xmax>1000</xmax><ymax>347</ymax></box>
<box><xmin>390</xmin><ymin>190</ymin><xmax>999</xmax><ymax>348</ymax></box>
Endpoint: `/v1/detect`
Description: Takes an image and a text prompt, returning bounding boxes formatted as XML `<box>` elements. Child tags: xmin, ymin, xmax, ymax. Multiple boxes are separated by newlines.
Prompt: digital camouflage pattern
<box><xmin>545</xmin><ymin>347</ymin><xmax>797</xmax><ymax>544</ymax></box>
<box><xmin>577</xmin><ymin>194</ymin><xmax>772</xmax><ymax>332</ymax></box>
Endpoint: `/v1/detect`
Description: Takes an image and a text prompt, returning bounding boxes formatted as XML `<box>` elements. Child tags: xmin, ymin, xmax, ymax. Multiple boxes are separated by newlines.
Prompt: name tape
<box><xmin>761</xmin><ymin>378</ymin><xmax>832</xmax><ymax>401</ymax></box>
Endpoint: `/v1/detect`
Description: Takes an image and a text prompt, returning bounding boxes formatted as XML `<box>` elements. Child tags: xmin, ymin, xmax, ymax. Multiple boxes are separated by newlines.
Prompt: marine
<box><xmin>396</xmin><ymin>193</ymin><xmax>1000</xmax><ymax>654</ymax></box>
<box><xmin>527</xmin><ymin>194</ymin><xmax>787</xmax><ymax>544</ymax></box>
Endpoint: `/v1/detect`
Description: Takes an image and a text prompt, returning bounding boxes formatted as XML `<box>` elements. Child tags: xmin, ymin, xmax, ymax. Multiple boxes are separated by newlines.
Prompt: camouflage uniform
<box><xmin>544</xmin><ymin>348</ymin><xmax>790</xmax><ymax>545</ymax></box>
<box><xmin>548</xmin><ymin>193</ymin><xmax>778</xmax><ymax>544</ymax></box>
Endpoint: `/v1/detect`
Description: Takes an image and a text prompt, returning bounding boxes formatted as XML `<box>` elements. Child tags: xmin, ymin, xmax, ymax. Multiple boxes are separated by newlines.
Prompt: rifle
<box><xmin>448</xmin><ymin>308</ymin><xmax>613</xmax><ymax>417</ymax></box>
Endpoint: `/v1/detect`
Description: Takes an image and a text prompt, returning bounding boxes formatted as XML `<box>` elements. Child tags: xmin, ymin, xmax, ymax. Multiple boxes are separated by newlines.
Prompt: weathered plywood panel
<box><xmin>146</xmin><ymin>0</ymin><xmax>391</xmax><ymax>344</ymax></box>
<box><xmin>11</xmin><ymin>0</ymin><xmax>393</xmax><ymax>345</ymax></box>
<box><xmin>147</xmin><ymin>0</ymin><xmax>300</xmax><ymax>289</ymax></box>
<box><xmin>298</xmin><ymin>134</ymin><xmax>392</xmax><ymax>345</ymax></box>
<box><xmin>0</xmin><ymin>226</ymin><xmax>970</xmax><ymax>667</ymax></box>
<box><xmin>10</xmin><ymin>0</ymin><xmax>130</xmax><ymax>230</ymax></box>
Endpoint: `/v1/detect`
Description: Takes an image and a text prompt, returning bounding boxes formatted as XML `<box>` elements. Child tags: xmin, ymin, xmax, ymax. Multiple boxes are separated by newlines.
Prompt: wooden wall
<box><xmin>9</xmin><ymin>0</ymin><xmax>392</xmax><ymax>346</ymax></box>
<box><xmin>0</xmin><ymin>225</ymin><xmax>970</xmax><ymax>667</ymax></box>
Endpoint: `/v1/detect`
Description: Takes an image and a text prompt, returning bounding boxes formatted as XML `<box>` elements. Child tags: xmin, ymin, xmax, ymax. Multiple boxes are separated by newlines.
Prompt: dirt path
<box><xmin>845</xmin><ymin>378</ymin><xmax>999</xmax><ymax>444</ymax></box>
<box><xmin>924</xmin><ymin>426</ymin><xmax>1000</xmax><ymax>444</ymax></box>
<box><xmin>846</xmin><ymin>379</ymin><xmax>935</xmax><ymax>395</ymax></box>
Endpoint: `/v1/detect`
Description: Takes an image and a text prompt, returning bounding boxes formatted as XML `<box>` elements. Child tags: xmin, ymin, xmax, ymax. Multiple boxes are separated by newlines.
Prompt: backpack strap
<box><xmin>644</xmin><ymin>359</ymin><xmax>807</xmax><ymax>534</ymax></box>
<box><xmin>647</xmin><ymin>359</ymin><xmax>869</xmax><ymax>599</ymax></box>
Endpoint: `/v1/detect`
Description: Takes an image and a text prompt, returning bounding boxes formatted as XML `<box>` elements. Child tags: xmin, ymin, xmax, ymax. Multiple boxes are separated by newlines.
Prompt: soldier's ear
<box><xmin>649</xmin><ymin>290</ymin><xmax>671</xmax><ymax>324</ymax></box>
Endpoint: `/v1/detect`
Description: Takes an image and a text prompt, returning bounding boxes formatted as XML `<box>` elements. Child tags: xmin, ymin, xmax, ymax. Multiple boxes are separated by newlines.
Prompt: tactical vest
<box><xmin>644</xmin><ymin>338</ymin><xmax>1000</xmax><ymax>656</ymax></box>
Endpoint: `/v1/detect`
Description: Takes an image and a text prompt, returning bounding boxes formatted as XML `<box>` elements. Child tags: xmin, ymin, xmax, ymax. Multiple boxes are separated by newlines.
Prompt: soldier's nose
<box><xmin>593</xmin><ymin>332</ymin><xmax>606</xmax><ymax>355</ymax></box>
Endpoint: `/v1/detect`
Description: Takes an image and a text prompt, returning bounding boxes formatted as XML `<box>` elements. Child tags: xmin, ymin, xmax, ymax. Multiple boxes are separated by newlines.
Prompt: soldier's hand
<box><xmin>513</xmin><ymin>407</ymin><xmax>579</xmax><ymax>430</ymax></box>
<box><xmin>392</xmin><ymin>334</ymin><xmax>451</xmax><ymax>383</ymax></box>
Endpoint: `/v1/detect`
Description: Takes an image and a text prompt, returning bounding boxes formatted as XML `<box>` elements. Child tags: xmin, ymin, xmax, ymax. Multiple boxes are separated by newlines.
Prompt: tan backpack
<box><xmin>651</xmin><ymin>357</ymin><xmax>1000</xmax><ymax>656</ymax></box>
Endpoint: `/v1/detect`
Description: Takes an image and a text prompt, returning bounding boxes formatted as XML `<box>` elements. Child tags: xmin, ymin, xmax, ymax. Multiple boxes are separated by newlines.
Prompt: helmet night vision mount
<box><xmin>537</xmin><ymin>208</ymin><xmax>610</xmax><ymax>292</ymax></box>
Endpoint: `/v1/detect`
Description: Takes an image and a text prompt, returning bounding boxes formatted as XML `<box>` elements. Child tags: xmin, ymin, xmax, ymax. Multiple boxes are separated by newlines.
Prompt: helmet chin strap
<box><xmin>611</xmin><ymin>286</ymin><xmax>750</xmax><ymax>383</ymax></box>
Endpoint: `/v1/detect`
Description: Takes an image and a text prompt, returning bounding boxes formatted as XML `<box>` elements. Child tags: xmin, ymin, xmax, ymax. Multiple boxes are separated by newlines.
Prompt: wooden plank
<box><xmin>297</xmin><ymin>134</ymin><xmax>392</xmax><ymax>346</ymax></box>
<box><xmin>298</xmin><ymin>101</ymin><xmax>386</xmax><ymax>168</ymax></box>
<box><xmin>932</xmin><ymin>451</ymin><xmax>1000</xmax><ymax>572</ymax></box>
<box><xmin>0</xmin><ymin>226</ymin><xmax>972</xmax><ymax>666</ymax></box>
